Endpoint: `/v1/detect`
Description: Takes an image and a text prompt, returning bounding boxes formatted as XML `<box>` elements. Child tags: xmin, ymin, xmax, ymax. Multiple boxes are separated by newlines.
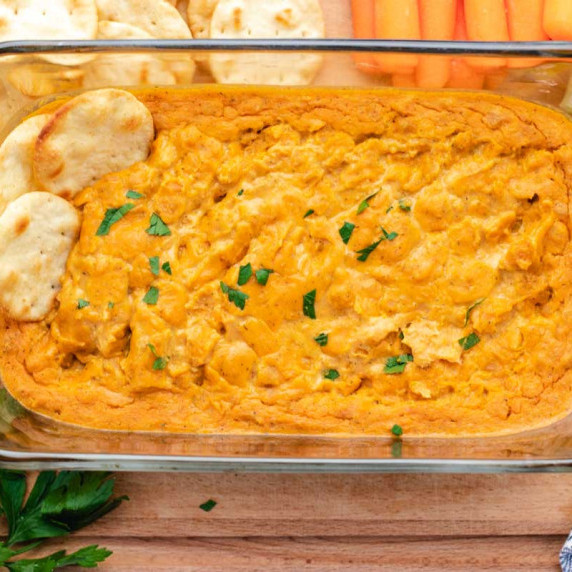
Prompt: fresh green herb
<box><xmin>77</xmin><ymin>299</ymin><xmax>90</xmax><ymax>310</ymax></box>
<box><xmin>391</xmin><ymin>440</ymin><xmax>402</xmax><ymax>458</ymax></box>
<box><xmin>255</xmin><ymin>268</ymin><xmax>274</xmax><ymax>286</ymax></box>
<box><xmin>464</xmin><ymin>298</ymin><xmax>485</xmax><ymax>327</ymax></box>
<box><xmin>303</xmin><ymin>289</ymin><xmax>317</xmax><ymax>320</ymax></box>
<box><xmin>314</xmin><ymin>332</ymin><xmax>328</xmax><ymax>346</ymax></box>
<box><xmin>237</xmin><ymin>189</ymin><xmax>244</xmax><ymax>196</ymax></box>
<box><xmin>149</xmin><ymin>256</ymin><xmax>160</xmax><ymax>276</ymax></box>
<box><xmin>162</xmin><ymin>261</ymin><xmax>172</xmax><ymax>275</ymax></box>
<box><xmin>96</xmin><ymin>203</ymin><xmax>135</xmax><ymax>236</ymax></box>
<box><xmin>146</xmin><ymin>213</ymin><xmax>171</xmax><ymax>236</ymax></box>
<box><xmin>398</xmin><ymin>330</ymin><xmax>404</xmax><ymax>340</ymax></box>
<box><xmin>357</xmin><ymin>191</ymin><xmax>379</xmax><ymax>215</ymax></box>
<box><xmin>381</xmin><ymin>227</ymin><xmax>398</xmax><ymax>241</ymax></box>
<box><xmin>238</xmin><ymin>263</ymin><xmax>253</xmax><ymax>286</ymax></box>
<box><xmin>459</xmin><ymin>332</ymin><xmax>480</xmax><ymax>351</ymax></box>
<box><xmin>323</xmin><ymin>369</ymin><xmax>340</xmax><ymax>380</ymax></box>
<box><xmin>108</xmin><ymin>302</ymin><xmax>114</xmax><ymax>310</ymax></box>
<box><xmin>126</xmin><ymin>190</ymin><xmax>144</xmax><ymax>200</ymax></box>
<box><xmin>303</xmin><ymin>209</ymin><xmax>315</xmax><ymax>218</ymax></box>
<box><xmin>391</xmin><ymin>424</ymin><xmax>403</xmax><ymax>437</ymax></box>
<box><xmin>398</xmin><ymin>199</ymin><xmax>411</xmax><ymax>212</ymax></box>
<box><xmin>143</xmin><ymin>286</ymin><xmax>159</xmax><ymax>305</ymax></box>
<box><xmin>0</xmin><ymin>470</ymin><xmax>126</xmax><ymax>570</ymax></box>
<box><xmin>147</xmin><ymin>344</ymin><xmax>168</xmax><ymax>371</ymax></box>
<box><xmin>386</xmin><ymin>205</ymin><xmax>394</xmax><ymax>214</ymax></box>
<box><xmin>338</xmin><ymin>221</ymin><xmax>356</xmax><ymax>245</ymax></box>
<box><xmin>384</xmin><ymin>354</ymin><xmax>414</xmax><ymax>375</ymax></box>
<box><xmin>199</xmin><ymin>499</ymin><xmax>217</xmax><ymax>512</ymax></box>
<box><xmin>356</xmin><ymin>238</ymin><xmax>383</xmax><ymax>262</ymax></box>
<box><xmin>220</xmin><ymin>282</ymin><xmax>249</xmax><ymax>310</ymax></box>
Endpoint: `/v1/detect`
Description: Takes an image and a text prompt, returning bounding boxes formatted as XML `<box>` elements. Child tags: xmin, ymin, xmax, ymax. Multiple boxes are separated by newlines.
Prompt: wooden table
<box><xmin>46</xmin><ymin>472</ymin><xmax>568</xmax><ymax>570</ymax></box>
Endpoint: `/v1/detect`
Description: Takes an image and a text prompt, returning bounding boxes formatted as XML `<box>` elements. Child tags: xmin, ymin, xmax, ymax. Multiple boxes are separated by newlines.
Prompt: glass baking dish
<box><xmin>1</xmin><ymin>38</ymin><xmax>572</xmax><ymax>472</ymax></box>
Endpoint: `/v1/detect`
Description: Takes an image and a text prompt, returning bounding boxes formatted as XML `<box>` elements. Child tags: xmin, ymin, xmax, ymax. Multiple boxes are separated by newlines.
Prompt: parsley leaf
<box><xmin>381</xmin><ymin>227</ymin><xmax>398</xmax><ymax>241</ymax></box>
<box><xmin>126</xmin><ymin>190</ymin><xmax>144</xmax><ymax>200</ymax></box>
<box><xmin>237</xmin><ymin>189</ymin><xmax>244</xmax><ymax>196</ymax></box>
<box><xmin>96</xmin><ymin>203</ymin><xmax>135</xmax><ymax>236</ymax></box>
<box><xmin>356</xmin><ymin>238</ymin><xmax>383</xmax><ymax>262</ymax></box>
<box><xmin>323</xmin><ymin>369</ymin><xmax>340</xmax><ymax>380</ymax></box>
<box><xmin>255</xmin><ymin>268</ymin><xmax>274</xmax><ymax>286</ymax></box>
<box><xmin>314</xmin><ymin>332</ymin><xmax>328</xmax><ymax>346</ymax></box>
<box><xmin>5</xmin><ymin>545</ymin><xmax>112</xmax><ymax>571</ymax></box>
<box><xmin>199</xmin><ymin>499</ymin><xmax>217</xmax><ymax>512</ymax></box>
<box><xmin>357</xmin><ymin>191</ymin><xmax>379</xmax><ymax>215</ymax></box>
<box><xmin>161</xmin><ymin>261</ymin><xmax>172</xmax><ymax>275</ymax></box>
<box><xmin>391</xmin><ymin>424</ymin><xmax>403</xmax><ymax>437</ymax></box>
<box><xmin>238</xmin><ymin>263</ymin><xmax>253</xmax><ymax>286</ymax></box>
<box><xmin>147</xmin><ymin>344</ymin><xmax>168</xmax><ymax>371</ymax></box>
<box><xmin>386</xmin><ymin>205</ymin><xmax>394</xmax><ymax>214</ymax></box>
<box><xmin>146</xmin><ymin>213</ymin><xmax>171</xmax><ymax>236</ymax></box>
<box><xmin>149</xmin><ymin>256</ymin><xmax>160</xmax><ymax>276</ymax></box>
<box><xmin>220</xmin><ymin>282</ymin><xmax>249</xmax><ymax>310</ymax></box>
<box><xmin>459</xmin><ymin>332</ymin><xmax>480</xmax><ymax>351</ymax></box>
<box><xmin>384</xmin><ymin>354</ymin><xmax>413</xmax><ymax>374</ymax></box>
<box><xmin>303</xmin><ymin>209</ymin><xmax>315</xmax><ymax>218</ymax></box>
<box><xmin>464</xmin><ymin>298</ymin><xmax>485</xmax><ymax>327</ymax></box>
<box><xmin>303</xmin><ymin>289</ymin><xmax>317</xmax><ymax>320</ymax></box>
<box><xmin>108</xmin><ymin>302</ymin><xmax>114</xmax><ymax>310</ymax></box>
<box><xmin>77</xmin><ymin>299</ymin><xmax>89</xmax><ymax>310</ymax></box>
<box><xmin>143</xmin><ymin>286</ymin><xmax>159</xmax><ymax>305</ymax></box>
<box><xmin>398</xmin><ymin>199</ymin><xmax>411</xmax><ymax>212</ymax></box>
<box><xmin>338</xmin><ymin>221</ymin><xmax>356</xmax><ymax>245</ymax></box>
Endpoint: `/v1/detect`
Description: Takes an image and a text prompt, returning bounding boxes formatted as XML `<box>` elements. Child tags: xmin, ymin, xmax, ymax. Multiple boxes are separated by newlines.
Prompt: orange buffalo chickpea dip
<box><xmin>1</xmin><ymin>86</ymin><xmax>572</xmax><ymax>435</ymax></box>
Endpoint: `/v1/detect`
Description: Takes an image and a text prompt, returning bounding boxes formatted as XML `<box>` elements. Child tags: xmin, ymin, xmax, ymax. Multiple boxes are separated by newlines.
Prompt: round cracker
<box><xmin>8</xmin><ymin>64</ymin><xmax>84</xmax><ymax>97</ymax></box>
<box><xmin>208</xmin><ymin>0</ymin><xmax>324</xmax><ymax>85</ymax></box>
<box><xmin>34</xmin><ymin>88</ymin><xmax>154</xmax><ymax>198</ymax></box>
<box><xmin>0</xmin><ymin>192</ymin><xmax>80</xmax><ymax>321</ymax></box>
<box><xmin>187</xmin><ymin>0</ymin><xmax>218</xmax><ymax>38</ymax></box>
<box><xmin>95</xmin><ymin>0</ymin><xmax>192</xmax><ymax>38</ymax></box>
<box><xmin>0</xmin><ymin>114</ymin><xmax>51</xmax><ymax>216</ymax></box>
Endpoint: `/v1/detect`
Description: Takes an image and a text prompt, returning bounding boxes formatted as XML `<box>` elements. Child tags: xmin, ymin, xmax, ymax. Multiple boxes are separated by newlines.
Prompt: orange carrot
<box><xmin>507</xmin><ymin>0</ymin><xmax>549</xmax><ymax>68</ymax></box>
<box><xmin>544</xmin><ymin>0</ymin><xmax>572</xmax><ymax>40</ymax></box>
<box><xmin>374</xmin><ymin>0</ymin><xmax>420</xmax><ymax>74</ymax></box>
<box><xmin>351</xmin><ymin>0</ymin><xmax>381</xmax><ymax>74</ymax></box>
<box><xmin>416</xmin><ymin>0</ymin><xmax>456</xmax><ymax>88</ymax></box>
<box><xmin>464</xmin><ymin>0</ymin><xmax>508</xmax><ymax>69</ymax></box>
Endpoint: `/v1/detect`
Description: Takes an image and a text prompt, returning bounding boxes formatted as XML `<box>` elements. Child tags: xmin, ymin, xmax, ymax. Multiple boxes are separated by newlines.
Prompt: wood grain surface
<box><xmin>23</xmin><ymin>473</ymin><xmax>570</xmax><ymax>570</ymax></box>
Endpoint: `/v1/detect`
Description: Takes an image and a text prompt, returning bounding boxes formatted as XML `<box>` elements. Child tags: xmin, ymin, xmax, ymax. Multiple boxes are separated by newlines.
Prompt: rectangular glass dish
<box><xmin>2</xmin><ymin>39</ymin><xmax>572</xmax><ymax>472</ymax></box>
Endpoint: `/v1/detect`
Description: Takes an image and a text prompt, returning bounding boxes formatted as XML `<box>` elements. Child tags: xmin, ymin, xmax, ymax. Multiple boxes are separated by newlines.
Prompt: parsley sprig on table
<box><xmin>0</xmin><ymin>470</ymin><xmax>127</xmax><ymax>570</ymax></box>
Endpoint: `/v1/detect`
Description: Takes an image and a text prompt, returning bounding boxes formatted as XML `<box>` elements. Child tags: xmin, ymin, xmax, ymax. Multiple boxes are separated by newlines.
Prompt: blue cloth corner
<box><xmin>561</xmin><ymin>531</ymin><xmax>572</xmax><ymax>571</ymax></box>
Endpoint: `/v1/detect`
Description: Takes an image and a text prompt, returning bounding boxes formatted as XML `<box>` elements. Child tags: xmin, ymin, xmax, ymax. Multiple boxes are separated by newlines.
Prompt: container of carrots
<box><xmin>351</xmin><ymin>0</ymin><xmax>572</xmax><ymax>88</ymax></box>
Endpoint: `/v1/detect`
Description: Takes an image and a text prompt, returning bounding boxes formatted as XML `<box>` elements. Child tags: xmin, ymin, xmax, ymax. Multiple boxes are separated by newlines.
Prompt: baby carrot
<box><xmin>506</xmin><ymin>0</ymin><xmax>549</xmax><ymax>68</ymax></box>
<box><xmin>351</xmin><ymin>0</ymin><xmax>381</xmax><ymax>74</ymax></box>
<box><xmin>544</xmin><ymin>0</ymin><xmax>572</xmax><ymax>40</ymax></box>
<box><xmin>464</xmin><ymin>0</ymin><xmax>508</xmax><ymax>69</ymax></box>
<box><xmin>374</xmin><ymin>0</ymin><xmax>420</xmax><ymax>74</ymax></box>
<box><xmin>416</xmin><ymin>0</ymin><xmax>456</xmax><ymax>88</ymax></box>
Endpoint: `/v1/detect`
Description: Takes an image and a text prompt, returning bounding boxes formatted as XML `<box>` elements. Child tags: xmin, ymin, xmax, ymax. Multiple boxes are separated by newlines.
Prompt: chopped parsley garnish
<box><xmin>108</xmin><ymin>302</ymin><xmax>114</xmax><ymax>309</ymax></box>
<box><xmin>162</xmin><ymin>261</ymin><xmax>172</xmax><ymax>275</ymax></box>
<box><xmin>459</xmin><ymin>332</ymin><xmax>480</xmax><ymax>351</ymax></box>
<box><xmin>338</xmin><ymin>221</ymin><xmax>356</xmax><ymax>244</ymax></box>
<box><xmin>238</xmin><ymin>263</ymin><xmax>253</xmax><ymax>286</ymax></box>
<box><xmin>303</xmin><ymin>209</ymin><xmax>315</xmax><ymax>218</ymax></box>
<box><xmin>323</xmin><ymin>369</ymin><xmax>340</xmax><ymax>380</ymax></box>
<box><xmin>143</xmin><ymin>286</ymin><xmax>159</xmax><ymax>305</ymax></box>
<box><xmin>391</xmin><ymin>424</ymin><xmax>403</xmax><ymax>437</ymax></box>
<box><xmin>386</xmin><ymin>205</ymin><xmax>394</xmax><ymax>214</ymax></box>
<box><xmin>357</xmin><ymin>191</ymin><xmax>379</xmax><ymax>215</ymax></box>
<box><xmin>199</xmin><ymin>499</ymin><xmax>217</xmax><ymax>512</ymax></box>
<box><xmin>303</xmin><ymin>289</ymin><xmax>317</xmax><ymax>319</ymax></box>
<box><xmin>146</xmin><ymin>213</ymin><xmax>171</xmax><ymax>236</ymax></box>
<box><xmin>149</xmin><ymin>256</ymin><xmax>160</xmax><ymax>276</ymax></box>
<box><xmin>381</xmin><ymin>227</ymin><xmax>398</xmax><ymax>241</ymax></box>
<box><xmin>237</xmin><ymin>189</ymin><xmax>244</xmax><ymax>196</ymax></box>
<box><xmin>384</xmin><ymin>353</ymin><xmax>414</xmax><ymax>374</ymax></box>
<box><xmin>356</xmin><ymin>238</ymin><xmax>383</xmax><ymax>262</ymax></box>
<box><xmin>398</xmin><ymin>330</ymin><xmax>404</xmax><ymax>340</ymax></box>
<box><xmin>255</xmin><ymin>268</ymin><xmax>274</xmax><ymax>286</ymax></box>
<box><xmin>96</xmin><ymin>203</ymin><xmax>135</xmax><ymax>236</ymax></box>
<box><xmin>147</xmin><ymin>343</ymin><xmax>168</xmax><ymax>370</ymax></box>
<box><xmin>77</xmin><ymin>299</ymin><xmax>90</xmax><ymax>309</ymax></box>
<box><xmin>398</xmin><ymin>199</ymin><xmax>411</xmax><ymax>212</ymax></box>
<box><xmin>464</xmin><ymin>298</ymin><xmax>485</xmax><ymax>327</ymax></box>
<box><xmin>391</xmin><ymin>440</ymin><xmax>402</xmax><ymax>458</ymax></box>
<box><xmin>314</xmin><ymin>332</ymin><xmax>329</xmax><ymax>346</ymax></box>
<box><xmin>220</xmin><ymin>282</ymin><xmax>249</xmax><ymax>310</ymax></box>
<box><xmin>126</xmin><ymin>190</ymin><xmax>144</xmax><ymax>199</ymax></box>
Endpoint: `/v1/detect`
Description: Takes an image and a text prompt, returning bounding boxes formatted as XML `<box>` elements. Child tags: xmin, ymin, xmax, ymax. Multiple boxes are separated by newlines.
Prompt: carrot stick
<box><xmin>506</xmin><ymin>0</ymin><xmax>549</xmax><ymax>68</ymax></box>
<box><xmin>416</xmin><ymin>0</ymin><xmax>456</xmax><ymax>88</ymax></box>
<box><xmin>544</xmin><ymin>0</ymin><xmax>572</xmax><ymax>40</ymax></box>
<box><xmin>464</xmin><ymin>0</ymin><xmax>508</xmax><ymax>69</ymax></box>
<box><xmin>351</xmin><ymin>0</ymin><xmax>381</xmax><ymax>74</ymax></box>
<box><xmin>374</xmin><ymin>0</ymin><xmax>420</xmax><ymax>74</ymax></box>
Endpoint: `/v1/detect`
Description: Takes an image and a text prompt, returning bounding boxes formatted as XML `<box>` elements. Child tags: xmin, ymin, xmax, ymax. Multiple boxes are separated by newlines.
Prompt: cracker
<box><xmin>208</xmin><ymin>0</ymin><xmax>324</xmax><ymax>85</ymax></box>
<box><xmin>187</xmin><ymin>0</ymin><xmax>218</xmax><ymax>38</ymax></box>
<box><xmin>0</xmin><ymin>192</ymin><xmax>80</xmax><ymax>321</ymax></box>
<box><xmin>95</xmin><ymin>0</ymin><xmax>192</xmax><ymax>38</ymax></box>
<box><xmin>34</xmin><ymin>89</ymin><xmax>154</xmax><ymax>198</ymax></box>
<box><xmin>8</xmin><ymin>64</ymin><xmax>84</xmax><ymax>97</ymax></box>
<box><xmin>0</xmin><ymin>115</ymin><xmax>51</xmax><ymax>216</ymax></box>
